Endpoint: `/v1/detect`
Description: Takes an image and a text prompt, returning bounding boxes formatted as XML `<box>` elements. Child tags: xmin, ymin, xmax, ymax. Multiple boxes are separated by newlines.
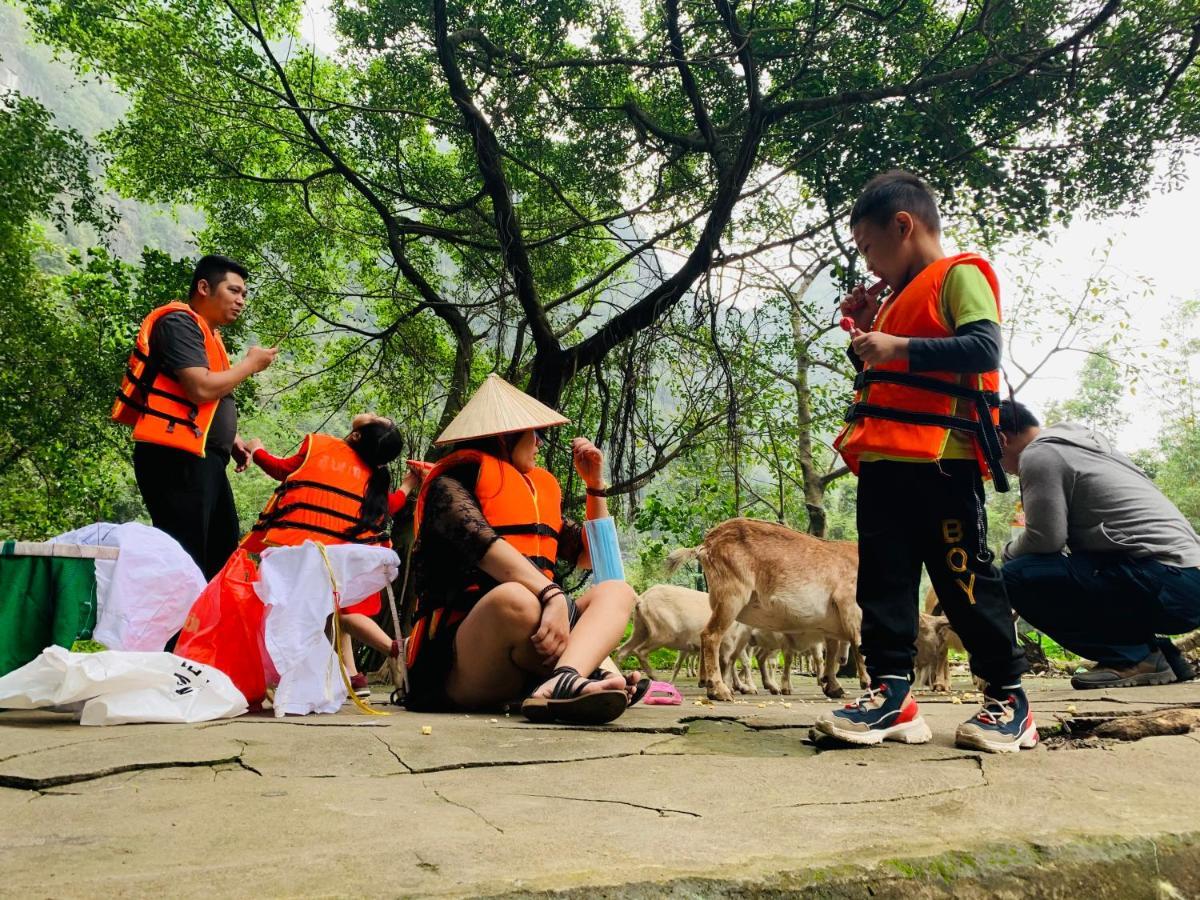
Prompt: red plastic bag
<box><xmin>175</xmin><ymin>549</ymin><xmax>268</xmax><ymax>705</ymax></box>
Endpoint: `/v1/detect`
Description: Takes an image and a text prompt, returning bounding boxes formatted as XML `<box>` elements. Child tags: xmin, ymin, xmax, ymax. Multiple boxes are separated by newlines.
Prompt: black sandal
<box><xmin>521</xmin><ymin>666</ymin><xmax>627</xmax><ymax>725</ymax></box>
<box><xmin>589</xmin><ymin>668</ymin><xmax>651</xmax><ymax>707</ymax></box>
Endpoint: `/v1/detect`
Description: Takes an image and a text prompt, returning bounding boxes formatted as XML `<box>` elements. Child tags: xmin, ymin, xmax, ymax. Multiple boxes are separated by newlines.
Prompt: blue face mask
<box><xmin>584</xmin><ymin>516</ymin><xmax>625</xmax><ymax>584</ymax></box>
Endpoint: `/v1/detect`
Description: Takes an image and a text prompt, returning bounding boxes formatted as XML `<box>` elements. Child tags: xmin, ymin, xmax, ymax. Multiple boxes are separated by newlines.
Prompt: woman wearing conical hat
<box><xmin>402</xmin><ymin>374</ymin><xmax>642</xmax><ymax>724</ymax></box>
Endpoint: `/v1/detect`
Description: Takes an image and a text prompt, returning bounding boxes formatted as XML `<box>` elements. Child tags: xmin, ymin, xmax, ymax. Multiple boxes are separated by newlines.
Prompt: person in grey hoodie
<box><xmin>998</xmin><ymin>400</ymin><xmax>1200</xmax><ymax>689</ymax></box>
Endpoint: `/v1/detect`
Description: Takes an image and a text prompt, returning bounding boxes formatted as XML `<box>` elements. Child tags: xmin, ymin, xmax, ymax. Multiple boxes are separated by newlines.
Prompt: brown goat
<box><xmin>666</xmin><ymin>518</ymin><xmax>869</xmax><ymax>702</ymax></box>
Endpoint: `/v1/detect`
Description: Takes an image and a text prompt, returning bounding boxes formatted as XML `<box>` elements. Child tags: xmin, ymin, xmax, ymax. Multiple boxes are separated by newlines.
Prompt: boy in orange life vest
<box><xmin>814</xmin><ymin>171</ymin><xmax>1035</xmax><ymax>754</ymax></box>
<box><xmin>242</xmin><ymin>415</ymin><xmax>428</xmax><ymax>699</ymax></box>
<box><xmin>112</xmin><ymin>255</ymin><xmax>277</xmax><ymax>580</ymax></box>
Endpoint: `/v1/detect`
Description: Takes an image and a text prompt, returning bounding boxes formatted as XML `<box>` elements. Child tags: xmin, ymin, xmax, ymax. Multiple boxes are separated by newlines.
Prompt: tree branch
<box><xmin>433</xmin><ymin>0</ymin><xmax>559</xmax><ymax>361</ymax></box>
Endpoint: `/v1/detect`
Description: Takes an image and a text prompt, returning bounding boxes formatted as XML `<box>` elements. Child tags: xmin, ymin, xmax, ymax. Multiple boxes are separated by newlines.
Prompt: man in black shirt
<box><xmin>126</xmin><ymin>255</ymin><xmax>277</xmax><ymax>578</ymax></box>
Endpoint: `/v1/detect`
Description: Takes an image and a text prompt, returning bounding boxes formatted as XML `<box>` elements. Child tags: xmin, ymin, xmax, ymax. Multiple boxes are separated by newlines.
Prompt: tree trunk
<box><xmin>788</xmin><ymin>287</ymin><xmax>828</xmax><ymax>537</ymax></box>
<box><xmin>429</xmin><ymin>329</ymin><xmax>475</xmax><ymax>455</ymax></box>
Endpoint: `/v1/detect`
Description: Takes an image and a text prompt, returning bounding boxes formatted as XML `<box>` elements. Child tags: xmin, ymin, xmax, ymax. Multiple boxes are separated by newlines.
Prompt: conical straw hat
<box><xmin>435</xmin><ymin>373</ymin><xmax>569</xmax><ymax>445</ymax></box>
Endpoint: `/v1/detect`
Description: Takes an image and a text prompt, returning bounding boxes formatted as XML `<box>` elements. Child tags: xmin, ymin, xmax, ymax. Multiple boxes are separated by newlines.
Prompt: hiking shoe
<box><xmin>349</xmin><ymin>673</ymin><xmax>371</xmax><ymax>699</ymax></box>
<box><xmin>813</xmin><ymin>675</ymin><xmax>932</xmax><ymax>746</ymax></box>
<box><xmin>1157</xmin><ymin>639</ymin><xmax>1197</xmax><ymax>683</ymax></box>
<box><xmin>955</xmin><ymin>686</ymin><xmax>1038</xmax><ymax>754</ymax></box>
<box><xmin>1070</xmin><ymin>650</ymin><xmax>1176</xmax><ymax>690</ymax></box>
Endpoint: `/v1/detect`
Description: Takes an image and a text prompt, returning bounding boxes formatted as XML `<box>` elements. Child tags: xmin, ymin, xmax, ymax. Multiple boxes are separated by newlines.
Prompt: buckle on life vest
<box><xmin>844</xmin><ymin>370</ymin><xmax>1009</xmax><ymax>493</ymax></box>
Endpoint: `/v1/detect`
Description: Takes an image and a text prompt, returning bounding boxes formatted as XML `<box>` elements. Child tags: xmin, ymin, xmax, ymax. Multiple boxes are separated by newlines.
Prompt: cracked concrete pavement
<box><xmin>2</xmin><ymin>676</ymin><xmax>1199</xmax><ymax>897</ymax></box>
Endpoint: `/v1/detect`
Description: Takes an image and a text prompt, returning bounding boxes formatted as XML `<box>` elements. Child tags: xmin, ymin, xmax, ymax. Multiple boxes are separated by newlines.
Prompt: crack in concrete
<box><xmin>740</xmin><ymin>721</ymin><xmax>817</xmax><ymax>732</ymax></box>
<box><xmin>677</xmin><ymin>714</ymin><xmax>815</xmax><ymax>732</ymax></box>
<box><xmin>520</xmin><ymin>792</ymin><xmax>702</xmax><ymax>818</ymax></box>
<box><xmin>409</xmin><ymin>751</ymin><xmax>668</xmax><ymax>775</ymax></box>
<box><xmin>0</xmin><ymin>755</ymin><xmax>246</xmax><ymax>792</ymax></box>
<box><xmin>371</xmin><ymin>733</ymin><xmax>414</xmax><ymax>773</ymax></box>
<box><xmin>0</xmin><ymin>734</ymin><xmax>130</xmax><ymax>765</ymax></box>
<box><xmin>427</xmin><ymin>782</ymin><xmax>505</xmax><ymax>833</ymax></box>
<box><xmin>199</xmin><ymin>718</ymin><xmax>390</xmax><ymax>729</ymax></box>
<box><xmin>1</xmin><ymin>740</ymin><xmax>263</xmax><ymax>791</ymax></box>
<box><xmin>516</xmin><ymin>724</ymin><xmax>690</xmax><ymax>735</ymax></box>
<box><xmin>773</xmin><ymin>758</ymin><xmax>987</xmax><ymax>809</ymax></box>
<box><xmin>413</xmin><ymin>853</ymin><xmax>440</xmax><ymax>874</ymax></box>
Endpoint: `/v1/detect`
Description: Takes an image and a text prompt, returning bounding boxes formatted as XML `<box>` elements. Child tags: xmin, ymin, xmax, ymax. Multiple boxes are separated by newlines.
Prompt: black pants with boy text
<box><xmin>856</xmin><ymin>459</ymin><xmax>1027</xmax><ymax>688</ymax></box>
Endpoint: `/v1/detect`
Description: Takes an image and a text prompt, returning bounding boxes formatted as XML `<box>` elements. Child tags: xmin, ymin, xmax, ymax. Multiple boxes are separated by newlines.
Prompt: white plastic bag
<box><xmin>256</xmin><ymin>542</ymin><xmax>399</xmax><ymax>717</ymax></box>
<box><xmin>0</xmin><ymin>645</ymin><xmax>247</xmax><ymax>725</ymax></box>
<box><xmin>50</xmin><ymin>522</ymin><xmax>206</xmax><ymax>651</ymax></box>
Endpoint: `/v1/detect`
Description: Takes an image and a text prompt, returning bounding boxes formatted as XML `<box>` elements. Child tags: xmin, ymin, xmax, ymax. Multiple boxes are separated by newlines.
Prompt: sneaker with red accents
<box><xmin>813</xmin><ymin>675</ymin><xmax>932</xmax><ymax>746</ymax></box>
<box><xmin>349</xmin><ymin>673</ymin><xmax>371</xmax><ymax>699</ymax></box>
<box><xmin>954</xmin><ymin>685</ymin><xmax>1038</xmax><ymax>753</ymax></box>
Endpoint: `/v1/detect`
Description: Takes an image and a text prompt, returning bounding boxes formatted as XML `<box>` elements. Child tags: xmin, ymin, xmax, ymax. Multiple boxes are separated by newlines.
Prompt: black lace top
<box><xmin>412</xmin><ymin>464</ymin><xmax>584</xmax><ymax>616</ymax></box>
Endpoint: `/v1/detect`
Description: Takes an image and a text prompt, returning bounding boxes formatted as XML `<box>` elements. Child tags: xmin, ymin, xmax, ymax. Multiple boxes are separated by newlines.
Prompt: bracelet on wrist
<box><xmin>586</xmin><ymin>483</ymin><xmax>608</xmax><ymax>497</ymax></box>
<box><xmin>536</xmin><ymin>584</ymin><xmax>564</xmax><ymax>607</ymax></box>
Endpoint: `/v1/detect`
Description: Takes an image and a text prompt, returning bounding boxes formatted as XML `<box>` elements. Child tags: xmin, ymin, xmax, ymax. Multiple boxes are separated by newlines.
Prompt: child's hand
<box><xmin>839</xmin><ymin>281</ymin><xmax>885</xmax><ymax>333</ymax></box>
<box><xmin>400</xmin><ymin>460</ymin><xmax>432</xmax><ymax>495</ymax></box>
<box><xmin>406</xmin><ymin>459</ymin><xmax>433</xmax><ymax>478</ymax></box>
<box><xmin>851</xmin><ymin>332</ymin><xmax>909</xmax><ymax>365</ymax></box>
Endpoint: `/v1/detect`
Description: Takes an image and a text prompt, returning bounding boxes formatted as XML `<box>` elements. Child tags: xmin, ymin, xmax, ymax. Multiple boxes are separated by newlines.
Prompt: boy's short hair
<box><xmin>190</xmin><ymin>254</ymin><xmax>249</xmax><ymax>298</ymax></box>
<box><xmin>849</xmin><ymin>170</ymin><xmax>941</xmax><ymax>234</ymax></box>
<box><xmin>999</xmin><ymin>400</ymin><xmax>1040</xmax><ymax>435</ymax></box>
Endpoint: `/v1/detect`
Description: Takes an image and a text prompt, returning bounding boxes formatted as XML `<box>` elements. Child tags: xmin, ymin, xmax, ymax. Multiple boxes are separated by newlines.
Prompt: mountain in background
<box><xmin>1</xmin><ymin>3</ymin><xmax>202</xmax><ymax>260</ymax></box>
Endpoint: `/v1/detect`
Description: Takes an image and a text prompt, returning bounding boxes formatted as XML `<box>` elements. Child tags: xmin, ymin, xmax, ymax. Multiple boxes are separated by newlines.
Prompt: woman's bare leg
<box><xmin>445</xmin><ymin>583</ymin><xmax>556</xmax><ymax>709</ymax></box>
<box><xmin>340</xmin><ymin>612</ymin><xmax>394</xmax><ymax>657</ymax></box>
<box><xmin>530</xmin><ymin>580</ymin><xmax>636</xmax><ymax>699</ymax></box>
<box><xmin>339</xmin><ymin>631</ymin><xmax>359</xmax><ymax>677</ymax></box>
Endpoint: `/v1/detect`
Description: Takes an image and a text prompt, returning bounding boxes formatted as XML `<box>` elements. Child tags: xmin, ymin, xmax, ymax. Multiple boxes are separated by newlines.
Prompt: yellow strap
<box><xmin>316</xmin><ymin>542</ymin><xmax>389</xmax><ymax>717</ymax></box>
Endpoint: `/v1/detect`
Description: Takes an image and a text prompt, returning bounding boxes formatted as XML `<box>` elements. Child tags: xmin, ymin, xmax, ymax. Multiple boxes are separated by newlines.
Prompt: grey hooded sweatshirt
<box><xmin>1003</xmin><ymin>423</ymin><xmax>1200</xmax><ymax>568</ymax></box>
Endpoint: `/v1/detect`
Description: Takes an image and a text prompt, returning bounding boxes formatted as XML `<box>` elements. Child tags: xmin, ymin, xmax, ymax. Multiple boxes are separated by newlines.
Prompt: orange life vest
<box><xmin>407</xmin><ymin>450</ymin><xmax>564</xmax><ymax>668</ymax></box>
<box><xmin>247</xmin><ymin>433</ymin><xmax>390</xmax><ymax>547</ymax></box>
<box><xmin>414</xmin><ymin>449</ymin><xmax>563</xmax><ymax>580</ymax></box>
<box><xmin>833</xmin><ymin>253</ymin><xmax>1009</xmax><ymax>492</ymax></box>
<box><xmin>111</xmin><ymin>302</ymin><xmax>231</xmax><ymax>458</ymax></box>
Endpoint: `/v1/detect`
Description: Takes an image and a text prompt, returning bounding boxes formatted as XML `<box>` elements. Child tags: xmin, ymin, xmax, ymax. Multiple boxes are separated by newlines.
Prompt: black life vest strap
<box><xmin>271</xmin><ymin>479</ymin><xmax>370</xmax><ymax>505</ymax></box>
<box><xmin>252</xmin><ymin>501</ymin><xmax>386</xmax><ymax>536</ymax></box>
<box><xmin>113</xmin><ymin>390</ymin><xmax>203</xmax><ymax>438</ymax></box>
<box><xmin>491</xmin><ymin>523</ymin><xmax>560</xmax><ymax>539</ymax></box>
<box><xmin>123</xmin><ymin>366</ymin><xmax>200</xmax><ymax>414</ymax></box>
<box><xmin>844</xmin><ymin>397</ymin><xmax>1010</xmax><ymax>493</ymax></box>
<box><xmin>847</xmin><ymin>370</ymin><xmax>1008</xmax><ymax>492</ymax></box>
<box><xmin>248</xmin><ymin>518</ymin><xmax>390</xmax><ymax>545</ymax></box>
<box><xmin>853</xmin><ymin>370</ymin><xmax>1000</xmax><ymax>408</ymax></box>
<box><xmin>461</xmin><ymin>554</ymin><xmax>556</xmax><ymax>598</ymax></box>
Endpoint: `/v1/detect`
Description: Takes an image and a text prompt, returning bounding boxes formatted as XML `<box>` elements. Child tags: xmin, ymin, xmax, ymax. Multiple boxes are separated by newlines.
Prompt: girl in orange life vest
<box><xmin>814</xmin><ymin>170</ymin><xmax>1035</xmax><ymax>756</ymax></box>
<box><xmin>403</xmin><ymin>374</ymin><xmax>640</xmax><ymax>725</ymax></box>
<box><xmin>242</xmin><ymin>414</ymin><xmax>427</xmax><ymax>697</ymax></box>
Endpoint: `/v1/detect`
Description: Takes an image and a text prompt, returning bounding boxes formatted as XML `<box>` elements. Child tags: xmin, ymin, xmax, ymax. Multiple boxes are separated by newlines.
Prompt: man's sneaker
<box><xmin>955</xmin><ymin>686</ymin><xmax>1038</xmax><ymax>754</ymax></box>
<box><xmin>1070</xmin><ymin>650</ymin><xmax>1176</xmax><ymax>690</ymax></box>
<box><xmin>349</xmin><ymin>673</ymin><xmax>371</xmax><ymax>699</ymax></box>
<box><xmin>813</xmin><ymin>675</ymin><xmax>932</xmax><ymax>746</ymax></box>
<box><xmin>1157</xmin><ymin>639</ymin><xmax>1197</xmax><ymax>683</ymax></box>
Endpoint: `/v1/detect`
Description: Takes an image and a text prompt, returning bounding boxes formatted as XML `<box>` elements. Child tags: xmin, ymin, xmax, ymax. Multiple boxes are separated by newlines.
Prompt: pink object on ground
<box><xmin>642</xmin><ymin>681</ymin><xmax>683</xmax><ymax>706</ymax></box>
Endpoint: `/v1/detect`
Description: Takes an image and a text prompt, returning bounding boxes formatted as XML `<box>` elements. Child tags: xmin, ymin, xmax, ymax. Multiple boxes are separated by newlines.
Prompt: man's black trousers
<box><xmin>1004</xmin><ymin>551</ymin><xmax>1200</xmax><ymax>666</ymax></box>
<box><xmin>133</xmin><ymin>442</ymin><xmax>239</xmax><ymax>581</ymax></box>
<box><xmin>856</xmin><ymin>459</ymin><xmax>1027</xmax><ymax>688</ymax></box>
